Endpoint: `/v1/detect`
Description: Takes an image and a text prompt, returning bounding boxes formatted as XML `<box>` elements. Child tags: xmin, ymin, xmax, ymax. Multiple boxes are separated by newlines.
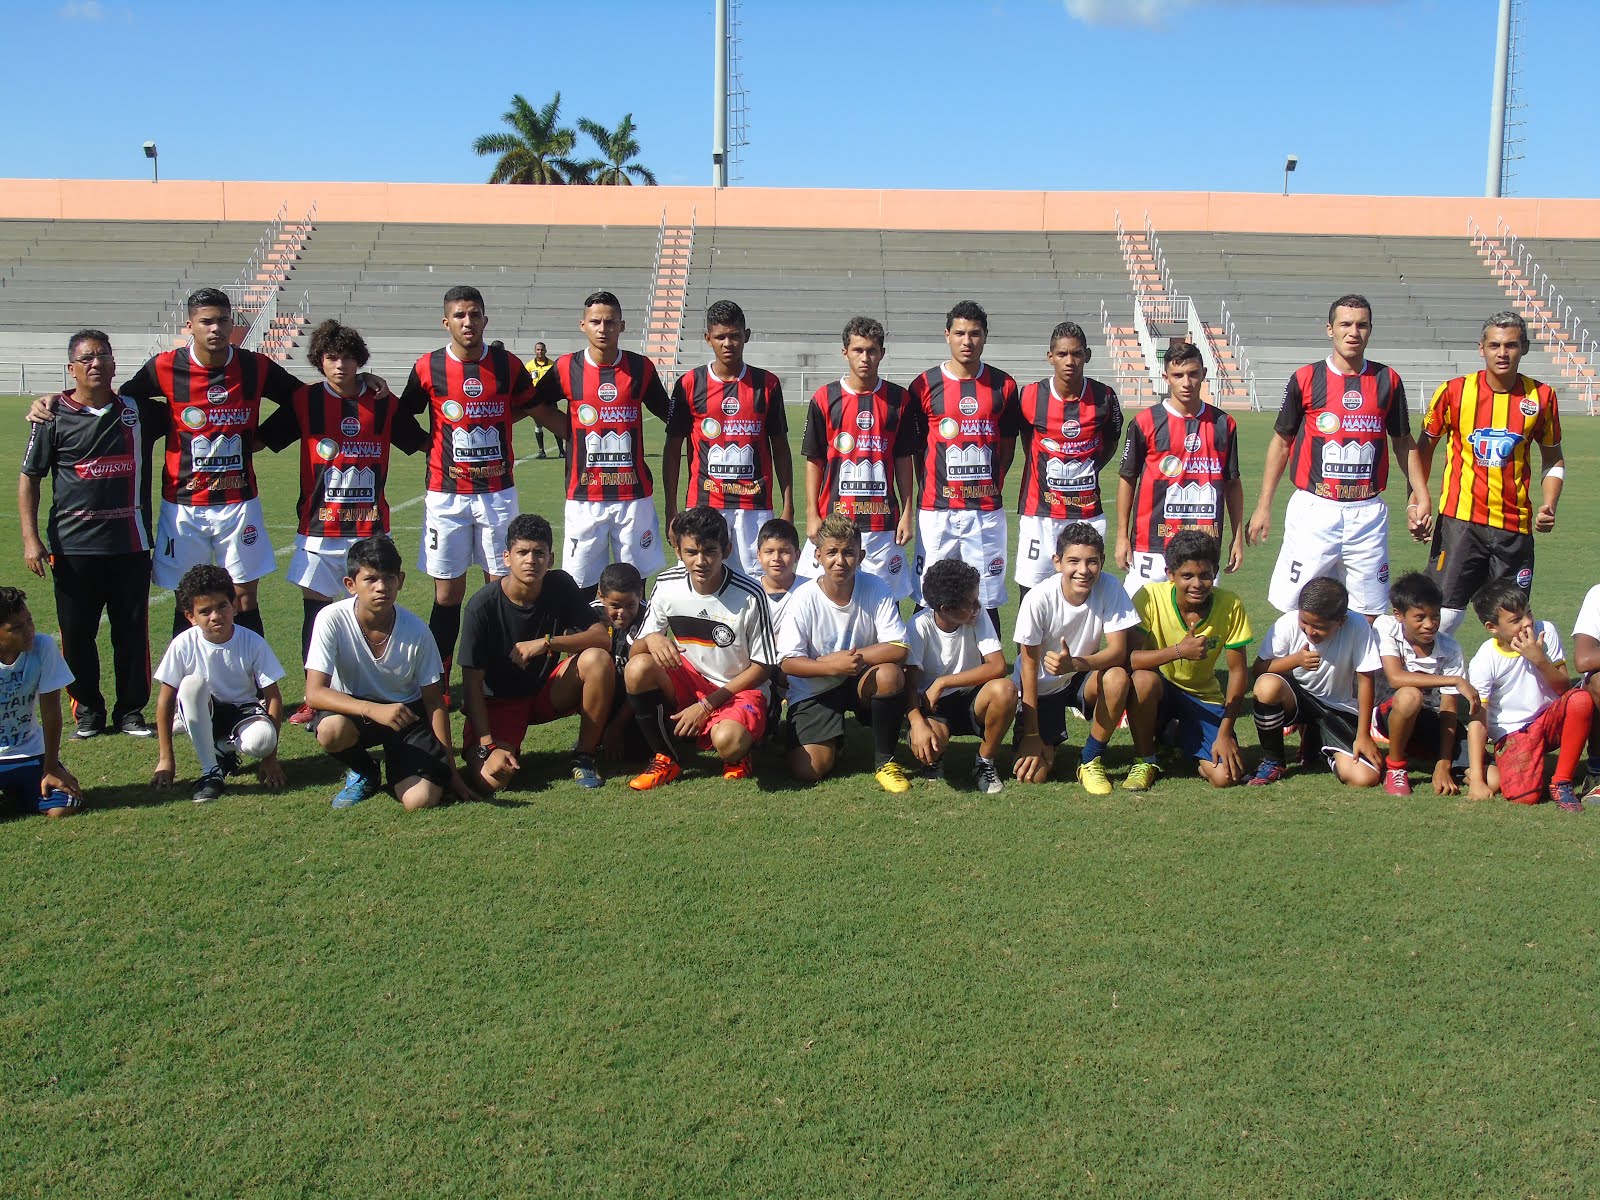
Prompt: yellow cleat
<box><xmin>1077</xmin><ymin>757</ymin><xmax>1113</xmax><ymax>796</ymax></box>
<box><xmin>1123</xmin><ymin>760</ymin><xmax>1161</xmax><ymax>792</ymax></box>
<box><xmin>874</xmin><ymin>761</ymin><xmax>911</xmax><ymax>794</ymax></box>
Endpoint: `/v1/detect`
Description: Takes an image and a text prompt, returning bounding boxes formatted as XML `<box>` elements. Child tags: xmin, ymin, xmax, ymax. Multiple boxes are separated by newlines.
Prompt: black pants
<box><xmin>52</xmin><ymin>550</ymin><xmax>152</xmax><ymax>722</ymax></box>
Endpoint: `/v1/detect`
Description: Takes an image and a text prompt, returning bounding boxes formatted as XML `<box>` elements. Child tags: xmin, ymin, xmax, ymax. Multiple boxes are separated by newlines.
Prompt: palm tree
<box><xmin>472</xmin><ymin>92</ymin><xmax>584</xmax><ymax>185</ymax></box>
<box><xmin>576</xmin><ymin>114</ymin><xmax>658</xmax><ymax>186</ymax></box>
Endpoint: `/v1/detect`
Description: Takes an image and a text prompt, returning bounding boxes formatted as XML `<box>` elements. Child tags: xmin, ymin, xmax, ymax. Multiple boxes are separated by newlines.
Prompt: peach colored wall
<box><xmin>2</xmin><ymin>179</ymin><xmax>1598</xmax><ymax>237</ymax></box>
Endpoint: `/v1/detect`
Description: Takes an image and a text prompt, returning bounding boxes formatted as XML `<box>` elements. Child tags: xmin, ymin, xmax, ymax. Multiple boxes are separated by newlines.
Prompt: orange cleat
<box><xmin>629</xmin><ymin>753</ymin><xmax>682</xmax><ymax>791</ymax></box>
<box><xmin>722</xmin><ymin>756</ymin><xmax>753</xmax><ymax>781</ymax></box>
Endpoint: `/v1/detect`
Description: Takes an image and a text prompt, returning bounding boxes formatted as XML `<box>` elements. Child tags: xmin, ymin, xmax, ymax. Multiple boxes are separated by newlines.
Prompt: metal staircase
<box><xmin>640</xmin><ymin>208</ymin><xmax>696</xmax><ymax>384</ymax></box>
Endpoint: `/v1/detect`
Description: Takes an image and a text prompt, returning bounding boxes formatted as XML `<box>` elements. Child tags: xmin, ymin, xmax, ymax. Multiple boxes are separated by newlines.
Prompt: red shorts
<box><xmin>468</xmin><ymin>657</ymin><xmax>578</xmax><ymax>752</ymax></box>
<box><xmin>1494</xmin><ymin>688</ymin><xmax>1589</xmax><ymax>805</ymax></box>
<box><xmin>664</xmin><ymin>658</ymin><xmax>768</xmax><ymax>746</ymax></box>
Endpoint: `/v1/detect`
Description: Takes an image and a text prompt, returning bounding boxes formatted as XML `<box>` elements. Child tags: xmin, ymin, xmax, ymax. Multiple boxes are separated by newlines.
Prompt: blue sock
<box><xmin>1081</xmin><ymin>735</ymin><xmax>1106</xmax><ymax>765</ymax></box>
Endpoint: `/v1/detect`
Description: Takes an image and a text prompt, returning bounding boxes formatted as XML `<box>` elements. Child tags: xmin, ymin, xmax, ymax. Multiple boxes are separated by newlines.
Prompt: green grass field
<box><xmin>5</xmin><ymin>401</ymin><xmax>1600</xmax><ymax>1197</ymax></box>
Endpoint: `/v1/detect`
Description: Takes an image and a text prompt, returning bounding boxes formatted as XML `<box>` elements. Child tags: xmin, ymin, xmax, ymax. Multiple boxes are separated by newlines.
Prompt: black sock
<box><xmin>870</xmin><ymin>692</ymin><xmax>908</xmax><ymax>768</ymax></box>
<box><xmin>1254</xmin><ymin>701</ymin><xmax>1287</xmax><ymax>761</ymax></box>
<box><xmin>986</xmin><ymin>609</ymin><xmax>1002</xmax><ymax>642</ymax></box>
<box><xmin>301</xmin><ymin>597</ymin><xmax>329</xmax><ymax>665</ymax></box>
<box><xmin>428</xmin><ymin>601</ymin><xmax>462</xmax><ymax>663</ymax></box>
<box><xmin>172</xmin><ymin>605</ymin><xmax>189</xmax><ymax>641</ymax></box>
<box><xmin>632</xmin><ymin>688</ymin><xmax>677</xmax><ymax>761</ymax></box>
<box><xmin>330</xmin><ymin>746</ymin><xmax>380</xmax><ymax>782</ymax></box>
<box><xmin>235</xmin><ymin>607</ymin><xmax>265</xmax><ymax>638</ymax></box>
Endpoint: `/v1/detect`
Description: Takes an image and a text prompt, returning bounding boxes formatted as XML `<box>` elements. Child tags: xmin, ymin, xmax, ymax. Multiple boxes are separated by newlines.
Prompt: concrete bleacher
<box><xmin>1516</xmin><ymin>239</ymin><xmax>1600</xmax><ymax>332</ymax></box>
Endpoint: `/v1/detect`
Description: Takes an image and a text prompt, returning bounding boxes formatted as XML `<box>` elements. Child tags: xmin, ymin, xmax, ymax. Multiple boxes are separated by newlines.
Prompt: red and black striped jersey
<box><xmin>1015</xmin><ymin>376</ymin><xmax>1123</xmax><ymax>518</ymax></box>
<box><xmin>120</xmin><ymin>345</ymin><xmax>301</xmax><ymax>506</ymax></box>
<box><xmin>1118</xmin><ymin>401</ymin><xmax>1240</xmax><ymax>553</ymax></box>
<box><xmin>799</xmin><ymin>378</ymin><xmax>914</xmax><ymax>533</ymax></box>
<box><xmin>258</xmin><ymin>383</ymin><xmax>428</xmax><ymax>539</ymax></box>
<box><xmin>907</xmin><ymin>363</ymin><xmax>1022</xmax><ymax>512</ymax></box>
<box><xmin>1275</xmin><ymin>358</ymin><xmax>1409</xmax><ymax>502</ymax></box>
<box><xmin>531</xmin><ymin>349</ymin><xmax>671</xmax><ymax>503</ymax></box>
<box><xmin>666</xmin><ymin>364</ymin><xmax>788</xmax><ymax>510</ymax></box>
<box><xmin>400</xmin><ymin>345</ymin><xmax>533</xmax><ymax>495</ymax></box>
<box><xmin>1423</xmin><ymin>371</ymin><xmax>1561</xmax><ymax>534</ymax></box>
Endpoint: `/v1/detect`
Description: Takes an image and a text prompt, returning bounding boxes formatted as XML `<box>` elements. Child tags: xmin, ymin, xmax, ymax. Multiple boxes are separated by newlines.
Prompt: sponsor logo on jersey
<box><xmin>720</xmin><ymin>395</ymin><xmax>741</xmax><ymax>417</ymax></box>
<box><xmin>182</xmin><ymin>406</ymin><xmax>205</xmax><ymax>430</ymax></box>
<box><xmin>74</xmin><ymin>456</ymin><xmax>134</xmax><ymax>480</ymax></box>
<box><xmin>1062</xmin><ymin>418</ymin><xmax>1082</xmax><ymax>438</ymax></box>
<box><xmin>598</xmin><ymin>406</ymin><xmax>639</xmax><ymax>423</ymax></box>
<box><xmin>707</xmin><ymin>443</ymin><xmax>756</xmax><ymax>480</ymax></box>
<box><xmin>462</xmin><ymin>377</ymin><xmax>484</xmax><ymax>400</ymax></box>
<box><xmin>834</xmin><ymin>431</ymin><xmax>856</xmax><ymax>455</ymax></box>
<box><xmin>206</xmin><ymin>384</ymin><xmax>230</xmax><ymax>404</ymax></box>
<box><xmin>203</xmin><ymin>406</ymin><xmax>251</xmax><ymax>427</ymax></box>
<box><xmin>1342</xmin><ymin>414</ymin><xmax>1384</xmax><ymax>434</ymax></box>
<box><xmin>190</xmin><ymin>433</ymin><xmax>243</xmax><ymax>472</ymax></box>
<box><xmin>838</xmin><ymin>458</ymin><xmax>888</xmax><ymax>496</ymax></box>
<box><xmin>1342</xmin><ymin>389</ymin><xmax>1364</xmax><ymax>411</ymax></box>
<box><xmin>1519</xmin><ymin>397</ymin><xmax>1539</xmax><ymax>418</ymax></box>
<box><xmin>1040</xmin><ymin>438</ymin><xmax>1061</xmax><ymax>453</ymax></box>
<box><xmin>339</xmin><ymin>440</ymin><xmax>383</xmax><ymax>458</ymax></box>
<box><xmin>577</xmin><ymin>404</ymin><xmax>600</xmax><ymax>427</ymax></box>
<box><xmin>701</xmin><ymin>417</ymin><xmax>723</xmax><ymax>439</ymax></box>
<box><xmin>1517</xmin><ymin>567</ymin><xmax>1532</xmax><ymax>589</ymax></box>
<box><xmin>452</xmin><ymin>426</ymin><xmax>504</xmax><ymax>462</ymax></box>
<box><xmin>315</xmin><ymin>438</ymin><xmax>339</xmax><ymax>461</ymax></box>
<box><xmin>720</xmin><ymin>420</ymin><xmax>764</xmax><ymax>437</ymax></box>
<box><xmin>598</xmin><ymin>383</ymin><xmax>619</xmax><ymax>403</ymax></box>
<box><xmin>464</xmin><ymin>401</ymin><xmax>505</xmax><ymax>419</ymax></box>
<box><xmin>241</xmin><ymin>524</ymin><xmax>259</xmax><ymax>546</ymax></box>
<box><xmin>324</xmin><ymin>465</ymin><xmax>377</xmax><ymax>504</ymax></box>
<box><xmin>938</xmin><ymin>417</ymin><xmax>959</xmax><ymax>440</ymax></box>
<box><xmin>959</xmin><ymin>397</ymin><xmax>979</xmax><ymax>417</ymax></box>
<box><xmin>341</xmin><ymin>417</ymin><xmax>362</xmax><ymax>437</ymax></box>
<box><xmin>441</xmin><ymin>400</ymin><xmax>464</xmax><ymax>422</ymax></box>
<box><xmin>1315</xmin><ymin>411</ymin><xmax>1340</xmax><ymax>435</ymax></box>
<box><xmin>856</xmin><ymin>410</ymin><xmax>874</xmax><ymax>431</ymax></box>
<box><xmin>1468</xmin><ymin>427</ymin><xmax>1523</xmax><ymax>467</ymax></box>
<box><xmin>1158</xmin><ymin>453</ymin><xmax>1184</xmax><ymax>479</ymax></box>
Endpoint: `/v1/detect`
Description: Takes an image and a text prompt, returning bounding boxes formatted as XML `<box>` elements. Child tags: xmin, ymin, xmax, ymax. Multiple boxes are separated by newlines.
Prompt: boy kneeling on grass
<box><xmin>592</xmin><ymin>561</ymin><xmax>650</xmax><ymax>762</ymax></box>
<box><xmin>1565</xmin><ymin>581</ymin><xmax>1600</xmax><ymax>798</ymax></box>
<box><xmin>1012</xmin><ymin>521</ymin><xmax>1139</xmax><ymax>792</ymax></box>
<box><xmin>626</xmin><ymin>506</ymin><xmax>779</xmax><ymax>789</ymax></box>
<box><xmin>0</xmin><ymin>587</ymin><xmax>82</xmax><ymax>818</ymax></box>
<box><xmin>779</xmin><ymin>513</ymin><xmax>911</xmax><ymax>793</ymax></box>
<box><xmin>755</xmin><ymin>516</ymin><xmax>802</xmax><ymax>623</ymax></box>
<box><xmin>1249</xmin><ymin>576</ymin><xmax>1382</xmax><ymax>788</ymax></box>
<box><xmin>304</xmin><ymin>535</ymin><xmax>471</xmax><ymax>811</ymax></box>
<box><xmin>905</xmin><ymin>558</ymin><xmax>1018</xmax><ymax>795</ymax></box>
<box><xmin>1465</xmin><ymin>580</ymin><xmax>1592</xmax><ymax>811</ymax></box>
<box><xmin>1373</xmin><ymin>571</ymin><xmax>1475</xmax><ymax>797</ymax></box>
<box><xmin>152</xmin><ymin>565</ymin><xmax>285</xmax><ymax>804</ymax></box>
<box><xmin>1127</xmin><ymin>531</ymin><xmax>1252</xmax><ymax>790</ymax></box>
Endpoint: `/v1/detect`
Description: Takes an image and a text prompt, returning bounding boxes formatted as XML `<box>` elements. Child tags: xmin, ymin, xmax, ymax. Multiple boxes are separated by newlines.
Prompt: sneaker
<box><xmin>874</xmin><ymin>761</ymin><xmax>911</xmax><ymax>794</ymax></box>
<box><xmin>331</xmin><ymin>769</ymin><xmax>380</xmax><ymax>809</ymax></box>
<box><xmin>72</xmin><ymin>711</ymin><xmax>105</xmax><ymax>740</ymax></box>
<box><xmin>1123</xmin><ymin>760</ymin><xmax>1161</xmax><ymax>792</ymax></box>
<box><xmin>572</xmin><ymin>754</ymin><xmax>604</xmax><ymax>789</ymax></box>
<box><xmin>117</xmin><ymin>713</ymin><xmax>155</xmax><ymax>738</ymax></box>
<box><xmin>1248</xmin><ymin>759</ymin><xmax>1288</xmax><ymax>787</ymax></box>
<box><xmin>217</xmin><ymin>749</ymin><xmax>244</xmax><ymax>777</ymax></box>
<box><xmin>1076</xmin><ymin>757</ymin><xmax>1113</xmax><ymax>796</ymax></box>
<box><xmin>629</xmin><ymin>753</ymin><xmax>682</xmax><ymax>791</ymax></box>
<box><xmin>288</xmin><ymin>702</ymin><xmax>315</xmax><ymax>726</ymax></box>
<box><xmin>537</xmin><ymin>451</ymin><xmax>549</xmax><ymax>460</ymax></box>
<box><xmin>1383</xmin><ymin>766</ymin><xmax>1412</xmax><ymax>797</ymax></box>
<box><xmin>721</xmin><ymin>756</ymin><xmax>753</xmax><ymax>781</ymax></box>
<box><xmin>1585</xmin><ymin>776</ymin><xmax>1600</xmax><ymax>805</ymax></box>
<box><xmin>192</xmin><ymin>768</ymin><xmax>226</xmax><ymax>804</ymax></box>
<box><xmin>972</xmin><ymin>757</ymin><xmax>1003</xmax><ymax>796</ymax></box>
<box><xmin>918</xmin><ymin>759</ymin><xmax>945</xmax><ymax>782</ymax></box>
<box><xmin>1551</xmin><ymin>781</ymin><xmax>1584</xmax><ymax>813</ymax></box>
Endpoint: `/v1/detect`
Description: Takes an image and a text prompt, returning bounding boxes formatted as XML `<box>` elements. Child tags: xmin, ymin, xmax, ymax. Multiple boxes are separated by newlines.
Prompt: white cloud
<box><xmin>57</xmin><ymin>0</ymin><xmax>105</xmax><ymax>21</ymax></box>
<box><xmin>1063</xmin><ymin>0</ymin><xmax>1399</xmax><ymax>29</ymax></box>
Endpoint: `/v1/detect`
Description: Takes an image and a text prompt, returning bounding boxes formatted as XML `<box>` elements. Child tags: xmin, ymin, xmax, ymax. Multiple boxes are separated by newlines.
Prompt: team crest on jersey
<box><xmin>1342</xmin><ymin>390</ymin><xmax>1364</xmax><ymax>411</ymax></box>
<box><xmin>1158</xmin><ymin>453</ymin><xmax>1184</xmax><ymax>479</ymax></box>
<box><xmin>712</xmin><ymin>624</ymin><xmax>736</xmax><ymax>648</ymax></box>
<box><xmin>241</xmin><ymin>525</ymin><xmax>258</xmax><ymax>546</ymax></box>
<box><xmin>577</xmin><ymin>404</ymin><xmax>600</xmax><ymax>426</ymax></box>
<box><xmin>987</xmin><ymin>557</ymin><xmax>1004</xmax><ymax>577</ymax></box>
<box><xmin>1519</xmin><ymin>397</ymin><xmax>1539</xmax><ymax>417</ymax></box>
<box><xmin>856</xmin><ymin>410</ymin><xmax>874</xmax><ymax>431</ymax></box>
<box><xmin>1468</xmin><ymin>427</ymin><xmax>1523</xmax><ymax>467</ymax></box>
<box><xmin>1517</xmin><ymin>567</ymin><xmax>1533</xmax><ymax>589</ymax></box>
<box><xmin>1378</xmin><ymin>562</ymin><xmax>1390</xmax><ymax>584</ymax></box>
<box><xmin>442</xmin><ymin>400</ymin><xmax>464</xmax><ymax>421</ymax></box>
<box><xmin>958</xmin><ymin>397</ymin><xmax>979</xmax><ymax>417</ymax></box>
<box><xmin>720</xmin><ymin>395</ymin><xmax>741</xmax><ymax>417</ymax></box>
<box><xmin>119</xmin><ymin>403</ymin><xmax>139</xmax><ymax>427</ymax></box>
<box><xmin>206</xmin><ymin>384</ymin><xmax>229</xmax><ymax>404</ymax></box>
<box><xmin>462</xmin><ymin>377</ymin><xmax>484</xmax><ymax>400</ymax></box>
<box><xmin>889</xmin><ymin>555</ymin><xmax>902</xmax><ymax>574</ymax></box>
<box><xmin>1183</xmin><ymin>432</ymin><xmax>1202</xmax><ymax>453</ymax></box>
<box><xmin>1061</xmin><ymin>418</ymin><xmax>1081</xmax><ymax>438</ymax></box>
<box><xmin>1315</xmin><ymin>411</ymin><xmax>1340</xmax><ymax>435</ymax></box>
<box><xmin>701</xmin><ymin>417</ymin><xmax>722</xmax><ymax>439</ymax></box>
<box><xmin>938</xmin><ymin>417</ymin><xmax>959</xmax><ymax>440</ymax></box>
<box><xmin>641</xmin><ymin>530</ymin><xmax>654</xmax><ymax>549</ymax></box>
<box><xmin>834</xmin><ymin>431</ymin><xmax>856</xmax><ymax>454</ymax></box>
<box><xmin>182</xmin><ymin>406</ymin><xmax>205</xmax><ymax>430</ymax></box>
<box><xmin>340</xmin><ymin>417</ymin><xmax>361</xmax><ymax>437</ymax></box>
<box><xmin>598</xmin><ymin>383</ymin><xmax>619</xmax><ymax>403</ymax></box>
<box><xmin>315</xmin><ymin>438</ymin><xmax>339</xmax><ymax>461</ymax></box>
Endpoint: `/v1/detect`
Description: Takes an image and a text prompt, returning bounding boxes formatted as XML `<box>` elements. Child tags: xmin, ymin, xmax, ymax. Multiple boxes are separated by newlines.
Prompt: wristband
<box><xmin>1546</xmin><ymin>464</ymin><xmax>1566</xmax><ymax>481</ymax></box>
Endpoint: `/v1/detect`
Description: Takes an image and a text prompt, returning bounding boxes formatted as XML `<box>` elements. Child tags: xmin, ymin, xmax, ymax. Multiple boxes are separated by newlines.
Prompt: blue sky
<box><xmin>6</xmin><ymin>0</ymin><xmax>1591</xmax><ymax>198</ymax></box>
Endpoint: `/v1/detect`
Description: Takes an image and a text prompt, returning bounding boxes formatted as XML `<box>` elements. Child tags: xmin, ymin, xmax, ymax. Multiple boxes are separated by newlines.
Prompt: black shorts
<box><xmin>1018</xmin><ymin>672</ymin><xmax>1090</xmax><ymax>749</ymax></box>
<box><xmin>310</xmin><ymin>701</ymin><xmax>453</xmax><ymax>788</ymax></box>
<box><xmin>1375</xmin><ymin>698</ymin><xmax>1463</xmax><ymax>761</ymax></box>
<box><xmin>925</xmin><ymin>686</ymin><xmax>982</xmax><ymax>739</ymax></box>
<box><xmin>212</xmin><ymin>701</ymin><xmax>268</xmax><ymax>747</ymax></box>
<box><xmin>1272</xmin><ymin>675</ymin><xmax>1366</xmax><ymax>763</ymax></box>
<box><xmin>1426</xmin><ymin>514</ymin><xmax>1535</xmax><ymax>609</ymax></box>
<box><xmin>786</xmin><ymin>678</ymin><xmax>870</xmax><ymax>748</ymax></box>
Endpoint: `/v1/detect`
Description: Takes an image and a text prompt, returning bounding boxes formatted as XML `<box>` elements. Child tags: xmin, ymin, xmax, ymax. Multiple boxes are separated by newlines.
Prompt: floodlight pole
<box><xmin>712</xmin><ymin>0</ymin><xmax>729</xmax><ymax>188</ymax></box>
<box><xmin>1486</xmin><ymin>0</ymin><xmax>1511</xmax><ymax>198</ymax></box>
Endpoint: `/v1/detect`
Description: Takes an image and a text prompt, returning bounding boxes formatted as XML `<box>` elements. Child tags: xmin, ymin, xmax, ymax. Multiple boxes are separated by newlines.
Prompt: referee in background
<box><xmin>19</xmin><ymin>330</ymin><xmax>163</xmax><ymax>738</ymax></box>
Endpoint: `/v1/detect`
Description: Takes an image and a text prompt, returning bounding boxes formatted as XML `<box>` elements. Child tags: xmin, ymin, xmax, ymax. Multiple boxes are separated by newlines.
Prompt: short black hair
<box><xmin>176</xmin><ymin>564</ymin><xmax>235</xmax><ymax>614</ymax></box>
<box><xmin>1298</xmin><ymin>576</ymin><xmax>1349</xmax><ymax>622</ymax></box>
<box><xmin>1164</xmin><ymin>530</ymin><xmax>1220</xmax><ymax>573</ymax></box>
<box><xmin>1472</xmin><ymin>579</ymin><xmax>1531</xmax><ymax>625</ymax></box>
<box><xmin>1054</xmin><ymin>521</ymin><xmax>1104</xmax><ymax>558</ymax></box>
<box><xmin>1328</xmin><ymin>294</ymin><xmax>1372</xmax><ymax>324</ymax></box>
<box><xmin>756</xmin><ymin>517</ymin><xmax>799</xmax><ymax>550</ymax></box>
<box><xmin>1049</xmin><ymin>321</ymin><xmax>1089</xmax><ymax>351</ymax></box>
<box><xmin>921</xmin><ymin>557</ymin><xmax>980</xmax><ymax>612</ymax></box>
<box><xmin>584</xmin><ymin>290</ymin><xmax>622</xmax><ymax>315</ymax></box>
<box><xmin>1388</xmin><ymin>571</ymin><xmax>1442</xmax><ymax>615</ymax></box>
<box><xmin>67</xmin><ymin>329</ymin><xmax>111</xmax><ymax>359</ymax></box>
<box><xmin>597</xmin><ymin>562</ymin><xmax>644</xmax><ymax>597</ymax></box>
<box><xmin>842</xmin><ymin>316</ymin><xmax>885</xmax><ymax>349</ymax></box>
<box><xmin>506</xmin><ymin>513</ymin><xmax>553</xmax><ymax>552</ymax></box>
<box><xmin>347</xmin><ymin>535</ymin><xmax>402</xmax><ymax>578</ymax></box>
<box><xmin>186</xmin><ymin>288</ymin><xmax>231</xmax><ymax>317</ymax></box>
<box><xmin>674</xmin><ymin>505</ymin><xmax>731</xmax><ymax>552</ymax></box>
<box><xmin>1164</xmin><ymin>341</ymin><xmax>1204</xmax><ymax>371</ymax></box>
<box><xmin>443</xmin><ymin>285</ymin><xmax>485</xmax><ymax>312</ymax></box>
<box><xmin>306</xmin><ymin>320</ymin><xmax>370</xmax><ymax>370</ymax></box>
<box><xmin>705</xmin><ymin>299</ymin><xmax>746</xmax><ymax>331</ymax></box>
<box><xmin>945</xmin><ymin>300</ymin><xmax>988</xmax><ymax>333</ymax></box>
<box><xmin>0</xmin><ymin>586</ymin><xmax>27</xmax><ymax>626</ymax></box>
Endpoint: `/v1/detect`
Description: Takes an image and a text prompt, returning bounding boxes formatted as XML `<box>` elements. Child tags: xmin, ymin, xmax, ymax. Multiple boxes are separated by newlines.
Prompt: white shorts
<box><xmin>797</xmin><ymin>528</ymin><xmax>914</xmax><ymax>600</ymax></box>
<box><xmin>917</xmin><ymin>509</ymin><xmax>1009</xmax><ymax>608</ymax></box>
<box><xmin>1014</xmin><ymin>513</ymin><xmax>1109</xmax><ymax>588</ymax></box>
<box><xmin>563</xmin><ymin>497</ymin><xmax>666</xmax><ymax>589</ymax></box>
<box><xmin>1122</xmin><ymin>550</ymin><xmax>1167</xmax><ymax>600</ymax></box>
<box><xmin>1268</xmin><ymin>490</ymin><xmax>1390</xmax><ymax>615</ymax></box>
<box><xmin>288</xmin><ymin>536</ymin><xmax>359</xmax><ymax>597</ymax></box>
<box><xmin>419</xmin><ymin>488</ymin><xmax>518</xmax><ymax>580</ymax></box>
<box><xmin>720</xmin><ymin>507</ymin><xmax>773</xmax><ymax>578</ymax></box>
<box><xmin>152</xmin><ymin>497</ymin><xmax>276</xmax><ymax>589</ymax></box>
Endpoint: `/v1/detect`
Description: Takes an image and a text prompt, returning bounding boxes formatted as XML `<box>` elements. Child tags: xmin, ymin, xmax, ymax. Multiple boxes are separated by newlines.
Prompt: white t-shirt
<box><xmin>1261</xmin><ymin>610</ymin><xmax>1381</xmax><ymax>714</ymax></box>
<box><xmin>1372</xmin><ymin>614</ymin><xmax>1464</xmax><ymax>710</ymax></box>
<box><xmin>154</xmin><ymin>625</ymin><xmax>284</xmax><ymax>707</ymax></box>
<box><xmin>1572</xmin><ymin>585</ymin><xmax>1600</xmax><ymax>665</ymax></box>
<box><xmin>639</xmin><ymin>564</ymin><xmax>778</xmax><ymax>691</ymax></box>
<box><xmin>0</xmin><ymin>633</ymin><xmax>73</xmax><ymax>761</ymax></box>
<box><xmin>777</xmin><ymin>571</ymin><xmax>907</xmax><ymax>704</ymax></box>
<box><xmin>1467</xmin><ymin>621</ymin><xmax>1565</xmax><ymax>741</ymax></box>
<box><xmin>906</xmin><ymin>608</ymin><xmax>1001</xmax><ymax>682</ymax></box>
<box><xmin>1012</xmin><ymin>573</ymin><xmax>1139</xmax><ymax>697</ymax></box>
<box><xmin>306</xmin><ymin>598</ymin><xmax>441</xmax><ymax>704</ymax></box>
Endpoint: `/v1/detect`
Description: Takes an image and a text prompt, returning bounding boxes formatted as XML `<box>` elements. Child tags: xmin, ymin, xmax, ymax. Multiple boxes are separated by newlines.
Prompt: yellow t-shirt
<box><xmin>1133</xmin><ymin>582</ymin><xmax>1252</xmax><ymax>706</ymax></box>
<box><xmin>527</xmin><ymin>357</ymin><xmax>553</xmax><ymax>385</ymax></box>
